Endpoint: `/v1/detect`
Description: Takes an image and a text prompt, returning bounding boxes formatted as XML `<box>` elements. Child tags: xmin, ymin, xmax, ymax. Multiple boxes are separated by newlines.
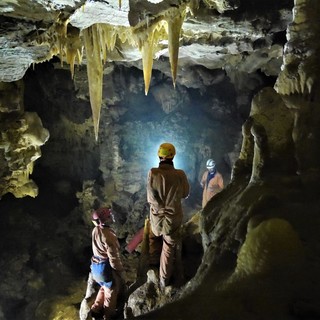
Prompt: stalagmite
<box><xmin>82</xmin><ymin>25</ymin><xmax>103</xmax><ymax>141</ymax></box>
<box><xmin>166</xmin><ymin>9</ymin><xmax>186</xmax><ymax>88</ymax></box>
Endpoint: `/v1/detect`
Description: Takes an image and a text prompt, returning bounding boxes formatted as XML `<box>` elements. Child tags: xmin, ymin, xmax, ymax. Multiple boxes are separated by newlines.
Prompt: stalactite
<box><xmin>134</xmin><ymin>21</ymin><xmax>167</xmax><ymax>95</ymax></box>
<box><xmin>132</xmin><ymin>6</ymin><xmax>187</xmax><ymax>94</ymax></box>
<box><xmin>65</xmin><ymin>26</ymin><xmax>83</xmax><ymax>79</ymax></box>
<box><xmin>55</xmin><ymin>16</ymin><xmax>69</xmax><ymax>67</ymax></box>
<box><xmin>81</xmin><ymin>23</ymin><xmax>137</xmax><ymax>139</ymax></box>
<box><xmin>31</xmin><ymin>15</ymin><xmax>83</xmax><ymax>79</ymax></box>
<box><xmin>97</xmin><ymin>24</ymin><xmax>118</xmax><ymax>63</ymax></box>
<box><xmin>82</xmin><ymin>25</ymin><xmax>103</xmax><ymax>141</ymax></box>
<box><xmin>140</xmin><ymin>29</ymin><xmax>156</xmax><ymax>96</ymax></box>
<box><xmin>30</xmin><ymin>3</ymin><xmax>188</xmax><ymax>137</ymax></box>
<box><xmin>166</xmin><ymin>8</ymin><xmax>186</xmax><ymax>88</ymax></box>
<box><xmin>25</xmin><ymin>162</ymin><xmax>34</xmax><ymax>179</ymax></box>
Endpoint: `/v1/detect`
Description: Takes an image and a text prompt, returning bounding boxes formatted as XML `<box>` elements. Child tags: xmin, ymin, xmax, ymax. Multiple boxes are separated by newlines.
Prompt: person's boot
<box><xmin>90</xmin><ymin>309</ymin><xmax>104</xmax><ymax>320</ymax></box>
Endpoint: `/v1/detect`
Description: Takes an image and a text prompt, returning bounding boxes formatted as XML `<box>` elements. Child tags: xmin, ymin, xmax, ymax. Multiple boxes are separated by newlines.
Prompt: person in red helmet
<box><xmin>80</xmin><ymin>207</ymin><xmax>126</xmax><ymax>320</ymax></box>
<box><xmin>147</xmin><ymin>142</ymin><xmax>190</xmax><ymax>290</ymax></box>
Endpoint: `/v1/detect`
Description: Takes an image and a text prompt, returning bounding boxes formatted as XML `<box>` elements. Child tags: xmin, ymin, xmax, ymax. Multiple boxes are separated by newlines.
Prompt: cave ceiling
<box><xmin>0</xmin><ymin>0</ymin><xmax>295</xmax><ymax>199</ymax></box>
<box><xmin>0</xmin><ymin>0</ymin><xmax>293</xmax><ymax>85</ymax></box>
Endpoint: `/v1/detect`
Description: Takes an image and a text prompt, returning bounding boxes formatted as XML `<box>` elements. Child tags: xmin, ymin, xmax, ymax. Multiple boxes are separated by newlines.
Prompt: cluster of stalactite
<box><xmin>31</xmin><ymin>2</ymin><xmax>190</xmax><ymax>140</ymax></box>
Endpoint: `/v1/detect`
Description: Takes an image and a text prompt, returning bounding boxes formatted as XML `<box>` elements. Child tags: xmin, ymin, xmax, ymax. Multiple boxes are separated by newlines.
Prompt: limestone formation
<box><xmin>0</xmin><ymin>82</ymin><xmax>49</xmax><ymax>198</ymax></box>
<box><xmin>1</xmin><ymin>1</ymin><xmax>320</xmax><ymax>320</ymax></box>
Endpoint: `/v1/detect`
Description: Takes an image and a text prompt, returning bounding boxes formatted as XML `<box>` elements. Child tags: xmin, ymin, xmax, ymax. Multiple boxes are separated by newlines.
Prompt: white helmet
<box><xmin>206</xmin><ymin>159</ymin><xmax>216</xmax><ymax>170</ymax></box>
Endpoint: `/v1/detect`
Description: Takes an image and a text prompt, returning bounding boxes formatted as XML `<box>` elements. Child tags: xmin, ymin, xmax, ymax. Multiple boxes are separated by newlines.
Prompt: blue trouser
<box><xmin>90</xmin><ymin>256</ymin><xmax>113</xmax><ymax>288</ymax></box>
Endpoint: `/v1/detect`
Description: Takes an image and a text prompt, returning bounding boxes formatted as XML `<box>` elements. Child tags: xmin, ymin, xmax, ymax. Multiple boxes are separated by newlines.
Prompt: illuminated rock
<box><xmin>0</xmin><ymin>112</ymin><xmax>49</xmax><ymax>198</ymax></box>
<box><xmin>275</xmin><ymin>0</ymin><xmax>320</xmax><ymax>96</ymax></box>
<box><xmin>275</xmin><ymin>0</ymin><xmax>320</xmax><ymax>179</ymax></box>
<box><xmin>236</xmin><ymin>218</ymin><xmax>304</xmax><ymax>275</ymax></box>
<box><xmin>242</xmin><ymin>87</ymin><xmax>296</xmax><ymax>182</ymax></box>
<box><xmin>0</xmin><ymin>81</ymin><xmax>49</xmax><ymax>198</ymax></box>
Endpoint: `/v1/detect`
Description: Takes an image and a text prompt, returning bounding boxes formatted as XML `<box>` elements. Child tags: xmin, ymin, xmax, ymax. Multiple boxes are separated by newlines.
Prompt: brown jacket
<box><xmin>147</xmin><ymin>162</ymin><xmax>190</xmax><ymax>236</ymax></box>
<box><xmin>201</xmin><ymin>170</ymin><xmax>224</xmax><ymax>208</ymax></box>
<box><xmin>92</xmin><ymin>226</ymin><xmax>124</xmax><ymax>272</ymax></box>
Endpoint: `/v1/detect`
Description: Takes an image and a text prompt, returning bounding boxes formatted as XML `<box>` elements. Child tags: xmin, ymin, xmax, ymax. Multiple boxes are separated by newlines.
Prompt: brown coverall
<box><xmin>147</xmin><ymin>162</ymin><xmax>190</xmax><ymax>284</ymax></box>
<box><xmin>90</xmin><ymin>226</ymin><xmax>124</xmax><ymax>319</ymax></box>
<box><xmin>201</xmin><ymin>170</ymin><xmax>224</xmax><ymax>208</ymax></box>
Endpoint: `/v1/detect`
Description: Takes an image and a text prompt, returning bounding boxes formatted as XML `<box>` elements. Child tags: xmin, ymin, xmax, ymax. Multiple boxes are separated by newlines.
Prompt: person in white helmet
<box><xmin>147</xmin><ymin>142</ymin><xmax>190</xmax><ymax>290</ymax></box>
<box><xmin>200</xmin><ymin>159</ymin><xmax>224</xmax><ymax>208</ymax></box>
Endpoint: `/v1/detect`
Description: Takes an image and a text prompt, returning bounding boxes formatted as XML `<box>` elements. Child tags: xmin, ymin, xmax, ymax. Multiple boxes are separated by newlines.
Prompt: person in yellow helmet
<box><xmin>200</xmin><ymin>159</ymin><xmax>224</xmax><ymax>208</ymax></box>
<box><xmin>147</xmin><ymin>142</ymin><xmax>190</xmax><ymax>289</ymax></box>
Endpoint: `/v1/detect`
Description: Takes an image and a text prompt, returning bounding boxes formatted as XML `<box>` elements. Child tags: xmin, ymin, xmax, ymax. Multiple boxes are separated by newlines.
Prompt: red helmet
<box><xmin>92</xmin><ymin>207</ymin><xmax>112</xmax><ymax>224</ymax></box>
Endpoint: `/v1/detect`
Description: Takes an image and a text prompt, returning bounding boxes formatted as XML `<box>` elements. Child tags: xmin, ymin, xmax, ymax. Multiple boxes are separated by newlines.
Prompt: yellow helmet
<box><xmin>158</xmin><ymin>143</ymin><xmax>176</xmax><ymax>159</ymax></box>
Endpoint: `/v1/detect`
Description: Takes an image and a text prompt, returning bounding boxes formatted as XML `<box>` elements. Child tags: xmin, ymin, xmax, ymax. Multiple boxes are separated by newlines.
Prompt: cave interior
<box><xmin>1</xmin><ymin>0</ymin><xmax>320</xmax><ymax>319</ymax></box>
